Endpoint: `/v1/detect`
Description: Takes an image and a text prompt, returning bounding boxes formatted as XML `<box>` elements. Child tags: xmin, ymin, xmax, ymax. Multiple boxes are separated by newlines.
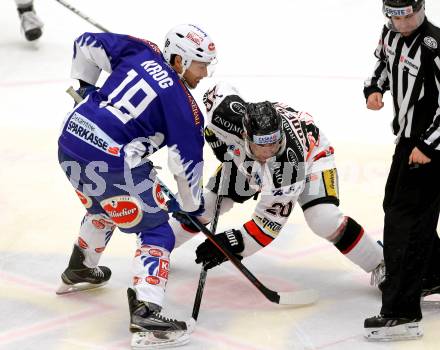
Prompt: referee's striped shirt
<box><xmin>364</xmin><ymin>19</ymin><xmax>440</xmax><ymax>158</ymax></box>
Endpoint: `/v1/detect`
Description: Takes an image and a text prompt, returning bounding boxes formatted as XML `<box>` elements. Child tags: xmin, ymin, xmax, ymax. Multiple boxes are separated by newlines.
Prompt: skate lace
<box><xmin>152</xmin><ymin>311</ymin><xmax>180</xmax><ymax>324</ymax></box>
<box><xmin>370</xmin><ymin>260</ymin><xmax>385</xmax><ymax>287</ymax></box>
<box><xmin>91</xmin><ymin>267</ymin><xmax>104</xmax><ymax>278</ymax></box>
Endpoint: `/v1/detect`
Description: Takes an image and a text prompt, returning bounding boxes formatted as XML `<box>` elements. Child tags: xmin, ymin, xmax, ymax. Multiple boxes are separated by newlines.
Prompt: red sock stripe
<box><xmin>341</xmin><ymin>228</ymin><xmax>364</xmax><ymax>254</ymax></box>
<box><xmin>243</xmin><ymin>220</ymin><xmax>273</xmax><ymax>247</ymax></box>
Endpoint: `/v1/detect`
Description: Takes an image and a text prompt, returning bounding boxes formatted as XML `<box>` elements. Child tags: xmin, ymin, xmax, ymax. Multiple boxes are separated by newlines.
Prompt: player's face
<box><xmin>183</xmin><ymin>60</ymin><xmax>209</xmax><ymax>89</ymax></box>
<box><xmin>249</xmin><ymin>142</ymin><xmax>281</xmax><ymax>162</ymax></box>
<box><xmin>391</xmin><ymin>9</ymin><xmax>424</xmax><ymax>36</ymax></box>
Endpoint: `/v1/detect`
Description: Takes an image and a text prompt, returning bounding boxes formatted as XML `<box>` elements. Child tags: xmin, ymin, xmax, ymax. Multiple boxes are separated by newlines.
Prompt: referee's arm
<box><xmin>364</xmin><ymin>26</ymin><xmax>390</xmax><ymax>101</ymax></box>
<box><xmin>417</xmin><ymin>55</ymin><xmax>440</xmax><ymax>160</ymax></box>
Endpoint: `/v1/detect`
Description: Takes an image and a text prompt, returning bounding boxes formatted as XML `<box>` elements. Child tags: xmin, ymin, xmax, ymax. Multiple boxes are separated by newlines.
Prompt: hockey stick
<box><xmin>157</xmin><ymin>179</ymin><xmax>318</xmax><ymax>306</ymax></box>
<box><xmin>191</xmin><ymin>170</ymin><xmax>224</xmax><ymax>321</ymax></box>
<box><xmin>54</xmin><ymin>0</ymin><xmax>110</xmax><ymax>32</ymax></box>
<box><xmin>65</xmin><ymin>87</ymin><xmax>318</xmax><ymax>306</ymax></box>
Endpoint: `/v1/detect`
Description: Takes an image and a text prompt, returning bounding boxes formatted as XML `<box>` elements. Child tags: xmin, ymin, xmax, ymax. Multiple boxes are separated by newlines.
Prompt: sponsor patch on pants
<box><xmin>323</xmin><ymin>168</ymin><xmax>338</xmax><ymax>198</ymax></box>
<box><xmin>75</xmin><ymin>190</ymin><xmax>93</xmax><ymax>209</ymax></box>
<box><xmin>100</xmin><ymin>196</ymin><xmax>143</xmax><ymax>229</ymax></box>
<box><xmin>152</xmin><ymin>179</ymin><xmax>168</xmax><ymax>210</ymax></box>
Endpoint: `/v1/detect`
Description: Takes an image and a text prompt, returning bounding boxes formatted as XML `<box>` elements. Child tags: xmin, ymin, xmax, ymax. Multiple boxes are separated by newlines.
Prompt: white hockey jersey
<box><xmin>203</xmin><ymin>82</ymin><xmax>337</xmax><ymax>256</ymax></box>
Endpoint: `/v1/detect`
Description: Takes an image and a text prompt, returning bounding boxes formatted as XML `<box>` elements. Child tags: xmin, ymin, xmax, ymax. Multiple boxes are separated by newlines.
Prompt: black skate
<box><xmin>127</xmin><ymin>288</ymin><xmax>193</xmax><ymax>349</ymax></box>
<box><xmin>421</xmin><ymin>278</ymin><xmax>440</xmax><ymax>308</ymax></box>
<box><xmin>56</xmin><ymin>245</ymin><xmax>111</xmax><ymax>295</ymax></box>
<box><xmin>17</xmin><ymin>4</ymin><xmax>43</xmax><ymax>41</ymax></box>
<box><xmin>421</xmin><ymin>276</ymin><xmax>440</xmax><ymax>297</ymax></box>
<box><xmin>364</xmin><ymin>315</ymin><xmax>422</xmax><ymax>341</ymax></box>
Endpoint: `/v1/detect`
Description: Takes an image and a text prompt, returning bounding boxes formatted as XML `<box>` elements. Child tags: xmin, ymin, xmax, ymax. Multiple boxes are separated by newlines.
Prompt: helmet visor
<box><xmin>383</xmin><ymin>5</ymin><xmax>425</xmax><ymax>33</ymax></box>
<box><xmin>206</xmin><ymin>58</ymin><xmax>217</xmax><ymax>77</ymax></box>
<box><xmin>188</xmin><ymin>59</ymin><xmax>217</xmax><ymax>79</ymax></box>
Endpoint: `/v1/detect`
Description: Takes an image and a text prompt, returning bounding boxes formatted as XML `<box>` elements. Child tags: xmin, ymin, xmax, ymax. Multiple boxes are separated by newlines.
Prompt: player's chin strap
<box><xmin>65</xmin><ymin>86</ymin><xmax>318</xmax><ymax>307</ymax></box>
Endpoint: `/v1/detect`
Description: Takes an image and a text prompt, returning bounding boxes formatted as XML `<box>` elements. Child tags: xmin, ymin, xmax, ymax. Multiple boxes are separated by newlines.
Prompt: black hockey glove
<box><xmin>195</xmin><ymin>229</ymin><xmax>244</xmax><ymax>269</ymax></box>
<box><xmin>75</xmin><ymin>80</ymin><xmax>97</xmax><ymax>105</ymax></box>
<box><xmin>204</xmin><ymin>127</ymin><xmax>229</xmax><ymax>162</ymax></box>
<box><xmin>172</xmin><ymin>210</ymin><xmax>206</xmax><ymax>232</ymax></box>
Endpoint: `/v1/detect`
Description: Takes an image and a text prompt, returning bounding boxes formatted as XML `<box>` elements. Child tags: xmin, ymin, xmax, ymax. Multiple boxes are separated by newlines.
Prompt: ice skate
<box><xmin>18</xmin><ymin>4</ymin><xmax>43</xmax><ymax>41</ymax></box>
<box><xmin>421</xmin><ymin>280</ymin><xmax>440</xmax><ymax>307</ymax></box>
<box><xmin>56</xmin><ymin>245</ymin><xmax>111</xmax><ymax>295</ymax></box>
<box><xmin>364</xmin><ymin>315</ymin><xmax>422</xmax><ymax>341</ymax></box>
<box><xmin>128</xmin><ymin>288</ymin><xmax>192</xmax><ymax>349</ymax></box>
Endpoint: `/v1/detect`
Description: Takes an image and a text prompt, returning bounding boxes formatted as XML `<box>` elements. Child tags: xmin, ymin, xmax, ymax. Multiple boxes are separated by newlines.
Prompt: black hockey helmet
<box><xmin>243</xmin><ymin>102</ymin><xmax>286</xmax><ymax>159</ymax></box>
<box><xmin>383</xmin><ymin>0</ymin><xmax>424</xmax><ymax>17</ymax></box>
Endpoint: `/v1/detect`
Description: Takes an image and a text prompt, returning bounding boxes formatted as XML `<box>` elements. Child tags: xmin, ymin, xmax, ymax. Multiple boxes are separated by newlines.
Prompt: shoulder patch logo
<box><xmin>230</xmin><ymin>101</ymin><xmax>246</xmax><ymax>115</ymax></box>
<box><xmin>424</xmin><ymin>36</ymin><xmax>438</xmax><ymax>49</ymax></box>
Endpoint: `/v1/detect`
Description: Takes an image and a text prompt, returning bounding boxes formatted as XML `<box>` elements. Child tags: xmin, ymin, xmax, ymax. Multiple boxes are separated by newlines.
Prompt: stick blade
<box><xmin>185</xmin><ymin>318</ymin><xmax>196</xmax><ymax>333</ymax></box>
<box><xmin>278</xmin><ymin>288</ymin><xmax>319</xmax><ymax>306</ymax></box>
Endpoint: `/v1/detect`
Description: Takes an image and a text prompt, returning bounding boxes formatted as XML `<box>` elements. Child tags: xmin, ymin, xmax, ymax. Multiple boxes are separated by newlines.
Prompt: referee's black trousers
<box><xmin>380</xmin><ymin>138</ymin><xmax>440</xmax><ymax>319</ymax></box>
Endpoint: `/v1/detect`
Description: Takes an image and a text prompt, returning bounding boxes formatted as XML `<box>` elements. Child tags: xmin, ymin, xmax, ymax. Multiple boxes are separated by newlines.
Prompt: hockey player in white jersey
<box><xmin>171</xmin><ymin>82</ymin><xmax>384</xmax><ymax>285</ymax></box>
<box><xmin>14</xmin><ymin>0</ymin><xmax>43</xmax><ymax>41</ymax></box>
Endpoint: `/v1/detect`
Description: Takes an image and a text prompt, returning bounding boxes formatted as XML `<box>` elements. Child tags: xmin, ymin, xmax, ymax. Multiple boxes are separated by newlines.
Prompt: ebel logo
<box><xmin>424</xmin><ymin>36</ymin><xmax>438</xmax><ymax>49</ymax></box>
<box><xmin>230</xmin><ymin>101</ymin><xmax>246</xmax><ymax>115</ymax></box>
<box><xmin>189</xmin><ymin>24</ymin><xmax>208</xmax><ymax>38</ymax></box>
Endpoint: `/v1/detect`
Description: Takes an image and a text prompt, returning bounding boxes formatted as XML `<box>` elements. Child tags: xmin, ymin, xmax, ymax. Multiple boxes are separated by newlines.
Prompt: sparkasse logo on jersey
<box><xmin>66</xmin><ymin>112</ymin><xmax>122</xmax><ymax>157</ymax></box>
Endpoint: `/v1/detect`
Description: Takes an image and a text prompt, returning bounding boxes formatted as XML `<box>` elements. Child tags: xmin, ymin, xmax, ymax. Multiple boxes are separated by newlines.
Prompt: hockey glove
<box><xmin>204</xmin><ymin>127</ymin><xmax>229</xmax><ymax>161</ymax></box>
<box><xmin>75</xmin><ymin>80</ymin><xmax>97</xmax><ymax>105</ymax></box>
<box><xmin>195</xmin><ymin>229</ymin><xmax>244</xmax><ymax>269</ymax></box>
<box><xmin>165</xmin><ymin>198</ymin><xmax>183</xmax><ymax>213</ymax></box>
<box><xmin>168</xmin><ymin>197</ymin><xmax>205</xmax><ymax>232</ymax></box>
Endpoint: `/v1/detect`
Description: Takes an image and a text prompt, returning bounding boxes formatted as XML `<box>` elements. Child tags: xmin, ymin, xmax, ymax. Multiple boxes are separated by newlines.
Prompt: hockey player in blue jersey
<box><xmin>57</xmin><ymin>24</ymin><xmax>216</xmax><ymax>347</ymax></box>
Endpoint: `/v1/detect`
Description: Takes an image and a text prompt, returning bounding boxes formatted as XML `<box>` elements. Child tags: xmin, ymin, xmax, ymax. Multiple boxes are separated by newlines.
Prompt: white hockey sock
<box><xmin>344</xmin><ymin>233</ymin><xmax>383</xmax><ymax>272</ymax></box>
<box><xmin>77</xmin><ymin>213</ymin><xmax>115</xmax><ymax>268</ymax></box>
<box><xmin>132</xmin><ymin>244</ymin><xmax>170</xmax><ymax>306</ymax></box>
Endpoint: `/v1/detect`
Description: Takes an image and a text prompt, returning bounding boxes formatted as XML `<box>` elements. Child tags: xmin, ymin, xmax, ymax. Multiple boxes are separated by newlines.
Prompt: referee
<box><xmin>363</xmin><ymin>0</ymin><xmax>440</xmax><ymax>341</ymax></box>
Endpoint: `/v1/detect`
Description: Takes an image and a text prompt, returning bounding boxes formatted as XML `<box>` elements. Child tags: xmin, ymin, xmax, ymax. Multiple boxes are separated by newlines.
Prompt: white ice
<box><xmin>1</xmin><ymin>0</ymin><xmax>439</xmax><ymax>349</ymax></box>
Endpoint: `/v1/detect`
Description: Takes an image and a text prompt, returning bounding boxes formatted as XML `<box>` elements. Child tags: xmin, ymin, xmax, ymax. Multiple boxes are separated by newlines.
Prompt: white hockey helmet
<box><xmin>163</xmin><ymin>24</ymin><xmax>217</xmax><ymax>71</ymax></box>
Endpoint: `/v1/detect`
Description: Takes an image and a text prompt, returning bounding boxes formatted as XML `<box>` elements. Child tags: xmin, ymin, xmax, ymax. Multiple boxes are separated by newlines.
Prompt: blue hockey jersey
<box><xmin>58</xmin><ymin>33</ymin><xmax>204</xmax><ymax>210</ymax></box>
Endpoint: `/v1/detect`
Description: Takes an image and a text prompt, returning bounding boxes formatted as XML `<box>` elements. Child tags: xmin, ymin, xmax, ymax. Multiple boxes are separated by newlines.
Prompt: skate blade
<box><xmin>422</xmin><ymin>294</ymin><xmax>440</xmax><ymax>308</ymax></box>
<box><xmin>365</xmin><ymin>322</ymin><xmax>423</xmax><ymax>342</ymax></box>
<box><xmin>131</xmin><ymin>330</ymin><xmax>190</xmax><ymax>349</ymax></box>
<box><xmin>421</xmin><ymin>300</ymin><xmax>440</xmax><ymax>308</ymax></box>
<box><xmin>56</xmin><ymin>280</ymin><xmax>108</xmax><ymax>295</ymax></box>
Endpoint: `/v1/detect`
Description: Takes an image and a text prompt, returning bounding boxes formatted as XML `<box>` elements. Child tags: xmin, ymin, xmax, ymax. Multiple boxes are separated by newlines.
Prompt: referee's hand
<box><xmin>366</xmin><ymin>92</ymin><xmax>384</xmax><ymax>110</ymax></box>
<box><xmin>409</xmin><ymin>147</ymin><xmax>431</xmax><ymax>165</ymax></box>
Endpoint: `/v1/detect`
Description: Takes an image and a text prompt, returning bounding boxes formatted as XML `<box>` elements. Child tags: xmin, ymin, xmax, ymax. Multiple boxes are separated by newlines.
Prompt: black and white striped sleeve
<box><xmin>364</xmin><ymin>26</ymin><xmax>390</xmax><ymax>99</ymax></box>
<box><xmin>418</xmin><ymin>55</ymin><xmax>440</xmax><ymax>157</ymax></box>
